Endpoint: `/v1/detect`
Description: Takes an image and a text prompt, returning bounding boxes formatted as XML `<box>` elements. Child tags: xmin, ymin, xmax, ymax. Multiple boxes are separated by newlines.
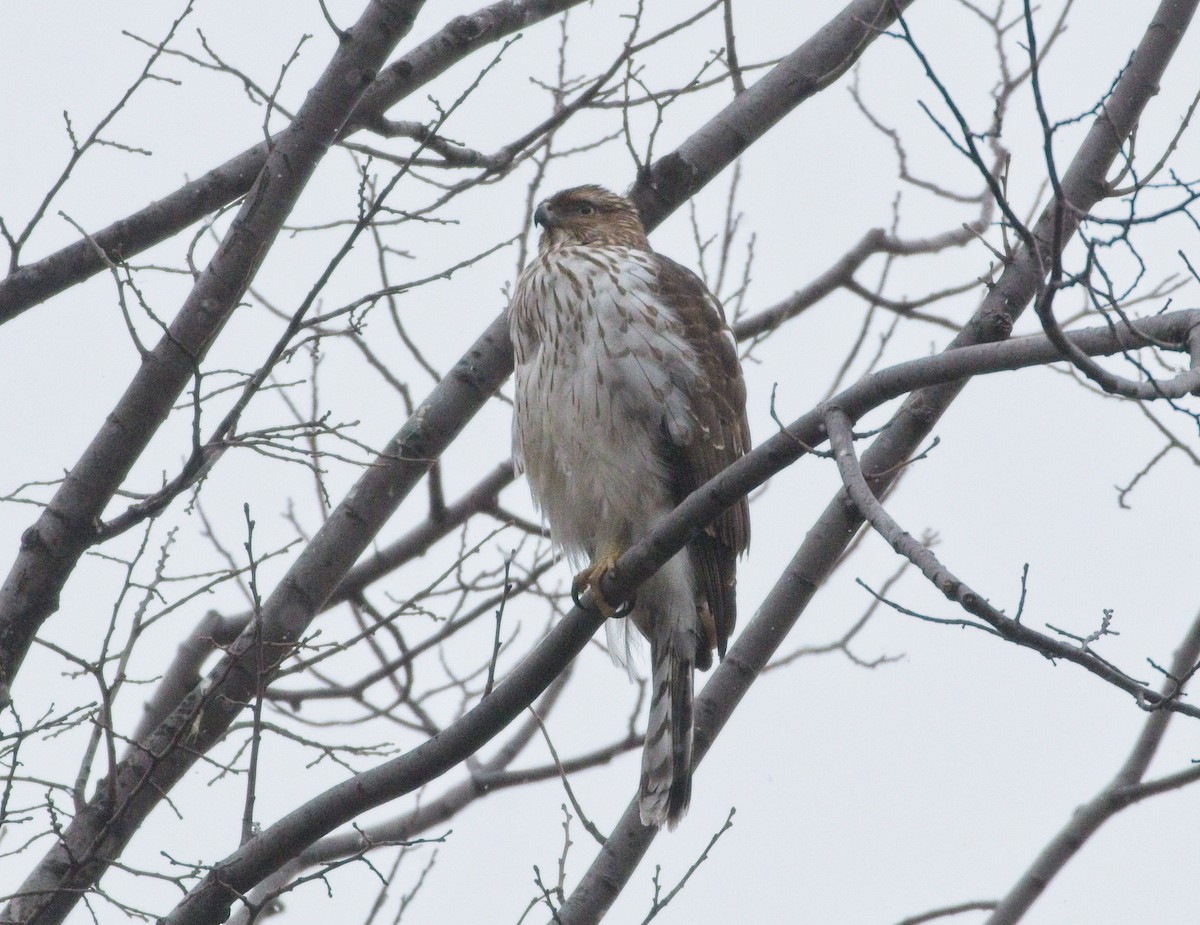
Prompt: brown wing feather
<box><xmin>650</xmin><ymin>254</ymin><xmax>751</xmax><ymax>663</ymax></box>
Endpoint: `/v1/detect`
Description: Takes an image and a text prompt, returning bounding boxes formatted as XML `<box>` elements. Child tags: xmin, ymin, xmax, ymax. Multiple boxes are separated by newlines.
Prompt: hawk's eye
<box><xmin>576</xmin><ymin>203</ymin><xmax>595</xmax><ymax>216</ymax></box>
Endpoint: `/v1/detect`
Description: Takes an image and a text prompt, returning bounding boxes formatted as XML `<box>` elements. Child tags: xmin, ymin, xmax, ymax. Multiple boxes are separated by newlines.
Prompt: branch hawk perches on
<box><xmin>510</xmin><ymin>185</ymin><xmax>751</xmax><ymax>829</ymax></box>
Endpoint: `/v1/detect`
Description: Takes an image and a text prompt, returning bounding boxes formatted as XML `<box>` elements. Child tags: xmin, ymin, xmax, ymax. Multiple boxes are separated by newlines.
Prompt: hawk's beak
<box><xmin>533</xmin><ymin>202</ymin><xmax>552</xmax><ymax>228</ymax></box>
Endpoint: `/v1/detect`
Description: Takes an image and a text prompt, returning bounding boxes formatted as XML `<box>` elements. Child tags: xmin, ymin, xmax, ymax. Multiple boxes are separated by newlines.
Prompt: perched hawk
<box><xmin>510</xmin><ymin>185</ymin><xmax>750</xmax><ymax>829</ymax></box>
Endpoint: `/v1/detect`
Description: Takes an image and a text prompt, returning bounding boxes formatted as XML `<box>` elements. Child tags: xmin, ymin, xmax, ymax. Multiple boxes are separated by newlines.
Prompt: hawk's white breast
<box><xmin>510</xmin><ymin>245</ymin><xmax>704</xmax><ymax>561</ymax></box>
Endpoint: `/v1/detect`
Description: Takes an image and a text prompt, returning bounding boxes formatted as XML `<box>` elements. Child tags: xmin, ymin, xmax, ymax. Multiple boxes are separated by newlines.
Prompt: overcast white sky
<box><xmin>3</xmin><ymin>2</ymin><xmax>1200</xmax><ymax>923</ymax></box>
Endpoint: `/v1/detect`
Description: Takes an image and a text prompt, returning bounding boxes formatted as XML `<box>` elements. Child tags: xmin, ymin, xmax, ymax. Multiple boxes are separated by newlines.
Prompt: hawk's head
<box><xmin>532</xmin><ymin>185</ymin><xmax>650</xmax><ymax>251</ymax></box>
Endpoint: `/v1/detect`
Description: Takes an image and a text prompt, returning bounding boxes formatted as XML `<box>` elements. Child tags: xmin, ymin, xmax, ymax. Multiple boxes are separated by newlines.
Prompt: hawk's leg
<box><xmin>571</xmin><ymin>549</ymin><xmax>634</xmax><ymax>618</ymax></box>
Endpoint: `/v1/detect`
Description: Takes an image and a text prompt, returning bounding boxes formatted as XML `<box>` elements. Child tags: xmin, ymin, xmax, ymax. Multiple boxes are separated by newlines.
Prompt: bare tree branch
<box><xmin>628</xmin><ymin>0</ymin><xmax>918</xmax><ymax>227</ymax></box>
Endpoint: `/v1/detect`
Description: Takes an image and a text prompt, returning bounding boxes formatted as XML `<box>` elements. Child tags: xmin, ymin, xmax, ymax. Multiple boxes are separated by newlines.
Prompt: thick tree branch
<box><xmin>161</xmin><ymin>600</ymin><xmax>606</xmax><ymax>925</ymax></box>
<box><xmin>226</xmin><ymin>670</ymin><xmax>637</xmax><ymax>923</ymax></box>
<box><xmin>627</xmin><ymin>0</ymin><xmax>918</xmax><ymax>227</ymax></box>
<box><xmin>329</xmin><ymin>461</ymin><xmax>517</xmax><ymax>608</ymax></box>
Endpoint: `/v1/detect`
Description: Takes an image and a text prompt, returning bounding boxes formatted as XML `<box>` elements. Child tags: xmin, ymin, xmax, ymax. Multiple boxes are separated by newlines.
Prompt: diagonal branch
<box><xmin>732</xmin><ymin>221</ymin><xmax>990</xmax><ymax>341</ymax></box>
<box><xmin>627</xmin><ymin>0</ymin><xmax>917</xmax><ymax>227</ymax></box>
<box><xmin>824</xmin><ymin>407</ymin><xmax>1183</xmax><ymax>697</ymax></box>
<box><xmin>226</xmin><ymin>668</ymin><xmax>582</xmax><ymax>925</ymax></box>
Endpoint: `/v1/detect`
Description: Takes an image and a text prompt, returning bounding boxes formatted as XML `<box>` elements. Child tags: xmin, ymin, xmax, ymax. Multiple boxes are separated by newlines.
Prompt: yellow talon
<box><xmin>571</xmin><ymin>551</ymin><xmax>631</xmax><ymax>617</ymax></box>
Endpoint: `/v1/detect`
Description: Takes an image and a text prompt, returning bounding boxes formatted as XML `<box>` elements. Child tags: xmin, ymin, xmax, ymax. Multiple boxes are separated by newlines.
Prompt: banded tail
<box><xmin>639</xmin><ymin>632</ymin><xmax>695</xmax><ymax>829</ymax></box>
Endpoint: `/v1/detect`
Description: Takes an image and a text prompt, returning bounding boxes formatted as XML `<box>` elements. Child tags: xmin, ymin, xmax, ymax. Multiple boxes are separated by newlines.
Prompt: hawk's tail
<box><xmin>639</xmin><ymin>631</ymin><xmax>694</xmax><ymax>829</ymax></box>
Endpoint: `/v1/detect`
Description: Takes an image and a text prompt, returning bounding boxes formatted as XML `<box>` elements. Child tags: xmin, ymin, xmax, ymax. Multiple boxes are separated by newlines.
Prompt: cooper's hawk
<box><xmin>510</xmin><ymin>185</ymin><xmax>750</xmax><ymax>829</ymax></box>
